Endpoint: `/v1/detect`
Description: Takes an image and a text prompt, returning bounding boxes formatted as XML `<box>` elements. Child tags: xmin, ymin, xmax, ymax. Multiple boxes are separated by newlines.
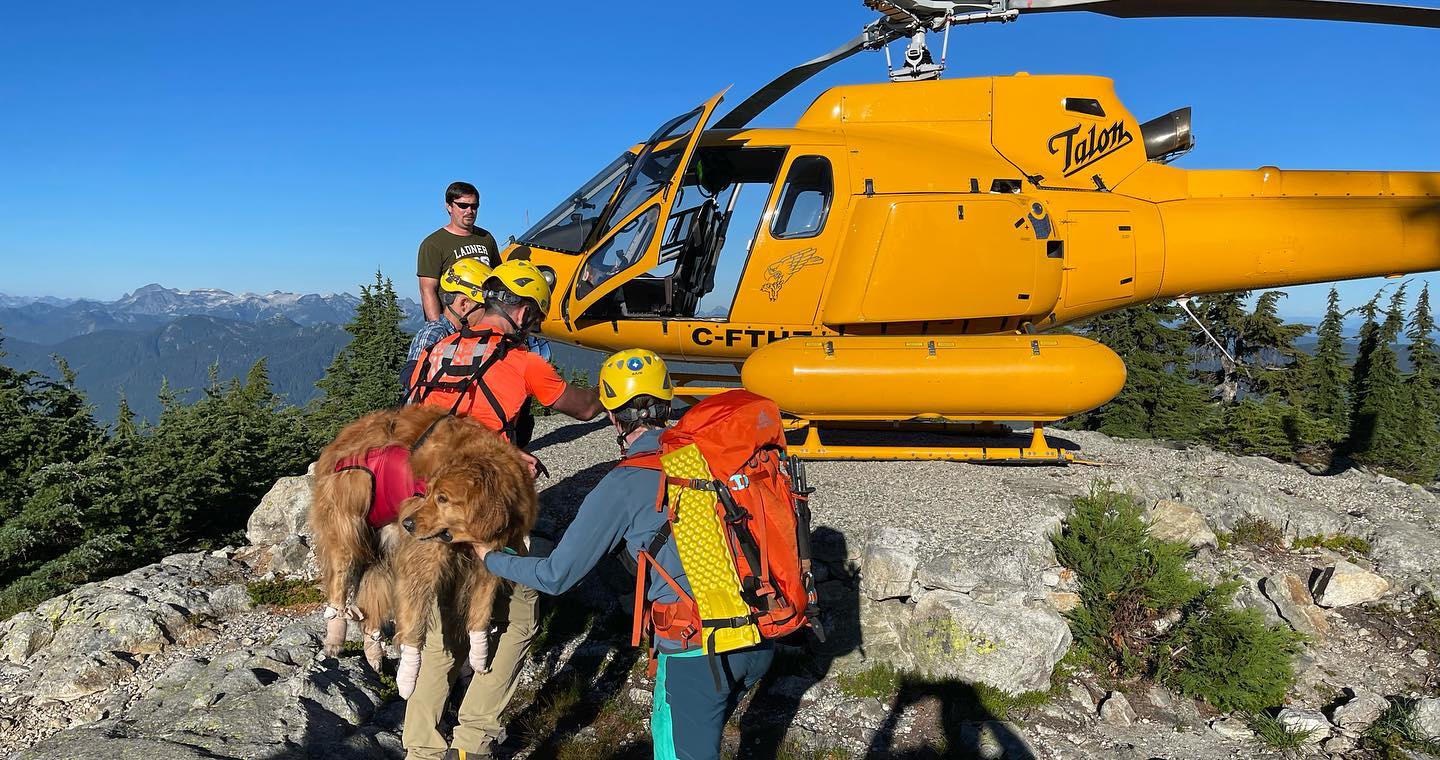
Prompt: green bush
<box><xmin>1363</xmin><ymin>700</ymin><xmax>1440</xmax><ymax>759</ymax></box>
<box><xmin>836</xmin><ymin>662</ymin><xmax>901</xmax><ymax>700</ymax></box>
<box><xmin>246</xmin><ymin>578</ymin><xmax>324</xmax><ymax>607</ymax></box>
<box><xmin>1229</xmin><ymin>514</ymin><xmax>1285</xmax><ymax>551</ymax></box>
<box><xmin>1245</xmin><ymin>711</ymin><xmax>1317</xmax><ymax>751</ymax></box>
<box><xmin>1293</xmin><ymin>533</ymin><xmax>1372</xmax><ymax>556</ymax></box>
<box><xmin>1053</xmin><ymin>486</ymin><xmax>1301</xmax><ymax>712</ymax></box>
<box><xmin>1051</xmin><ymin>486</ymin><xmax>1205</xmax><ymax>676</ymax></box>
<box><xmin>1156</xmin><ymin>583</ymin><xmax>1303</xmax><ymax>712</ymax></box>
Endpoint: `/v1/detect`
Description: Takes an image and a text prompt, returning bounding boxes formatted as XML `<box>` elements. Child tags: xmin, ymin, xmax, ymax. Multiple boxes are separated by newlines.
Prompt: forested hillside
<box><xmin>3</xmin><ymin>317</ymin><xmax>348</xmax><ymax>421</ymax></box>
<box><xmin>2</xmin><ymin>277</ymin><xmax>1437</xmax><ymax>629</ymax></box>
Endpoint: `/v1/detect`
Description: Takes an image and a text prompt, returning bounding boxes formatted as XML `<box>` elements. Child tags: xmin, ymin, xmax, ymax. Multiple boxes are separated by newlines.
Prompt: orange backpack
<box><xmin>619</xmin><ymin>390</ymin><xmax>825</xmax><ymax>656</ymax></box>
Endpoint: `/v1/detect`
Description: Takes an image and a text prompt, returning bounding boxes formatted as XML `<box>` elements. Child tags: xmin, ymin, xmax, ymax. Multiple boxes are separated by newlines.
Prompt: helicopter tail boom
<box><xmin>1149</xmin><ymin>168</ymin><xmax>1440</xmax><ymax>298</ymax></box>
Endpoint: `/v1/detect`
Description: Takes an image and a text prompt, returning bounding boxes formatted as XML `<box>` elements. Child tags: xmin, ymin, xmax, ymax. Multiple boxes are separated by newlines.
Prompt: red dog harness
<box><xmin>335</xmin><ymin>445</ymin><xmax>428</xmax><ymax>528</ymax></box>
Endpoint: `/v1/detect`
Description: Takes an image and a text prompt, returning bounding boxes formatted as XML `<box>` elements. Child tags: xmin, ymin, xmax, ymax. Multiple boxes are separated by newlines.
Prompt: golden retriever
<box><xmin>308</xmin><ymin>404</ymin><xmax>536</xmax><ymax>696</ymax></box>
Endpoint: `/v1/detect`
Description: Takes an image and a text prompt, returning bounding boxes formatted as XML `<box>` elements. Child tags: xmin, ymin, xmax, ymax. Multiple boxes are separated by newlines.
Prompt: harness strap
<box><xmin>632</xmin><ymin>545</ymin><xmax>698</xmax><ymax>648</ymax></box>
<box><xmin>334</xmin><ymin>464</ymin><xmax>379</xmax><ymax>524</ymax></box>
<box><xmin>410</xmin><ymin>330</ymin><xmax>524</xmax><ymax>443</ymax></box>
<box><xmin>410</xmin><ymin>415</ymin><xmax>447</xmax><ymax>454</ymax></box>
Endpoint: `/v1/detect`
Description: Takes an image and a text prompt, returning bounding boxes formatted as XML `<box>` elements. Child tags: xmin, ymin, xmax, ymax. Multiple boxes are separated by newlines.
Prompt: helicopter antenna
<box><xmin>1176</xmin><ymin>296</ymin><xmax>1251</xmax><ymax>379</ymax></box>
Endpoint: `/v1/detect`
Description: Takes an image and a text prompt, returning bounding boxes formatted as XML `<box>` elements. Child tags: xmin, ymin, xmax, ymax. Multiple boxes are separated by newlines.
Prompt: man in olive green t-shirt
<box><xmin>417</xmin><ymin>181</ymin><xmax>501</xmax><ymax>322</ymax></box>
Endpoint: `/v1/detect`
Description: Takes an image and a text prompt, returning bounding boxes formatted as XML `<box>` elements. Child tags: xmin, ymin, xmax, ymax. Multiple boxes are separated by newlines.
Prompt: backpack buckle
<box><xmin>727</xmin><ymin>473</ymin><xmax>750</xmax><ymax>491</ymax></box>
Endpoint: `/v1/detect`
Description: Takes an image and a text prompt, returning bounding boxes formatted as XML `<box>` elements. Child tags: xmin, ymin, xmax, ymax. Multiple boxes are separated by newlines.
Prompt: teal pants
<box><xmin>651</xmin><ymin>644</ymin><xmax>773</xmax><ymax>760</ymax></box>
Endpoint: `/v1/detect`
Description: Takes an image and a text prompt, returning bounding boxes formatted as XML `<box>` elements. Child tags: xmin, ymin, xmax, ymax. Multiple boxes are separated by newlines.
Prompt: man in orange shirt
<box><xmin>407</xmin><ymin>259</ymin><xmax>600</xmax><ymax>441</ymax></box>
<box><xmin>402</xmin><ymin>260</ymin><xmax>600</xmax><ymax>760</ymax></box>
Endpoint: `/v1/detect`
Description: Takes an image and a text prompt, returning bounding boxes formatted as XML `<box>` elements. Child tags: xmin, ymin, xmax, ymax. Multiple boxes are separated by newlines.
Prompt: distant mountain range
<box><xmin>0</xmin><ymin>283</ymin><xmax>427</xmax><ymax>344</ymax></box>
<box><xmin>0</xmin><ymin>284</ymin><xmax>432</xmax><ymax>422</ymax></box>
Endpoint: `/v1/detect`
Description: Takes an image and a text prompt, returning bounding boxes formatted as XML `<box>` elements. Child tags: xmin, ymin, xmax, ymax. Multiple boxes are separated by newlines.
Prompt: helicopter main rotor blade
<box><xmin>713</xmin><ymin>25</ymin><xmax>901</xmax><ymax>130</ymax></box>
<box><xmin>1014</xmin><ymin>0</ymin><xmax>1440</xmax><ymax>28</ymax></box>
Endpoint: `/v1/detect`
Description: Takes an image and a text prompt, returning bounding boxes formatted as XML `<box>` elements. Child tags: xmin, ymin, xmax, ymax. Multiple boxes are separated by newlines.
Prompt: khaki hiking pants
<box><xmin>402</xmin><ymin>582</ymin><xmax>538</xmax><ymax>759</ymax></box>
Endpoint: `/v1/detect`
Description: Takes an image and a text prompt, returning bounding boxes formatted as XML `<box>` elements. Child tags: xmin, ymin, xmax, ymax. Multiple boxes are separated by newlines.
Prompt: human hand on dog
<box><xmin>517</xmin><ymin>450</ymin><xmax>543</xmax><ymax>479</ymax></box>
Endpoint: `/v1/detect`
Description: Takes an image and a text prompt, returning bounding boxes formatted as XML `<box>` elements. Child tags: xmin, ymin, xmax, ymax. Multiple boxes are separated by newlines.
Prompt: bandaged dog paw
<box><xmin>397</xmin><ymin>645</ymin><xmax>421</xmax><ymax>700</ymax></box>
<box><xmin>468</xmin><ymin>629</ymin><xmax>492</xmax><ymax>674</ymax></box>
<box><xmin>322</xmin><ymin>606</ymin><xmax>347</xmax><ymax>657</ymax></box>
<box><xmin>362</xmin><ymin>633</ymin><xmax>386</xmax><ymax>671</ymax></box>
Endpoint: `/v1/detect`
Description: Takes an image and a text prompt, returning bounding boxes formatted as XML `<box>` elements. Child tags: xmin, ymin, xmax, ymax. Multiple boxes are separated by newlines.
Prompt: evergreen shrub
<box><xmin>1292</xmin><ymin>533</ymin><xmax>1372</xmax><ymax>556</ymax></box>
<box><xmin>246</xmin><ymin>577</ymin><xmax>324</xmax><ymax>607</ymax></box>
<box><xmin>1228</xmin><ymin>514</ymin><xmax>1285</xmax><ymax>551</ymax></box>
<box><xmin>1053</xmin><ymin>486</ymin><xmax>1301</xmax><ymax>713</ymax></box>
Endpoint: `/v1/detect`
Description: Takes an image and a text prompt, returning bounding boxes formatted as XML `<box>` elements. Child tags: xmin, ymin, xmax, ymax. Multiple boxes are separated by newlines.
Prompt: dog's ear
<box><xmin>396</xmin><ymin>494</ymin><xmax>427</xmax><ymax>522</ymax></box>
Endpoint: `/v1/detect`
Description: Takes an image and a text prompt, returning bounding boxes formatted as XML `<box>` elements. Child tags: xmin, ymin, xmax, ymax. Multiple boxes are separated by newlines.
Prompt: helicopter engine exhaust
<box><xmin>1139</xmin><ymin>107</ymin><xmax>1193</xmax><ymax>162</ymax></box>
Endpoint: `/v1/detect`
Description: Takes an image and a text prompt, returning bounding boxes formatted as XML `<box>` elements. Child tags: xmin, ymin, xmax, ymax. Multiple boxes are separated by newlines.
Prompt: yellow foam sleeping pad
<box><xmin>658</xmin><ymin>443</ymin><xmax>762</xmax><ymax>654</ymax></box>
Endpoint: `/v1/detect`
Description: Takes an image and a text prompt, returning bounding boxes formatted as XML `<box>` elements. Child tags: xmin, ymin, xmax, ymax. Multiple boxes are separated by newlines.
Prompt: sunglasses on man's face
<box><xmin>451</xmin><ymin>201</ymin><xmax>478</xmax><ymax>210</ymax></box>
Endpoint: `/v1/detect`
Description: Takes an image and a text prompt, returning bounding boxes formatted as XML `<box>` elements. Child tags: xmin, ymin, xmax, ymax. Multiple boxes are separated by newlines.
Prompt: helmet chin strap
<box><xmin>446</xmin><ymin>299</ymin><xmax>482</xmax><ymax>326</ymax></box>
<box><xmin>494</xmin><ymin>302</ymin><xmax>540</xmax><ymax>339</ymax></box>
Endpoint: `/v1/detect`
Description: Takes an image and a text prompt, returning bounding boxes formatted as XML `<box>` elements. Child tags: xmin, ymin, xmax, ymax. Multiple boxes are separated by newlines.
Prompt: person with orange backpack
<box><xmin>475</xmin><ymin>348</ymin><xmax>823</xmax><ymax>760</ymax></box>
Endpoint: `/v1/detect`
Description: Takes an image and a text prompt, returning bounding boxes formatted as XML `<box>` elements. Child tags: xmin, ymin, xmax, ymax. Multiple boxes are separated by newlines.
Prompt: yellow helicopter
<box><xmin>507</xmin><ymin>0</ymin><xmax>1440</xmax><ymax>462</ymax></box>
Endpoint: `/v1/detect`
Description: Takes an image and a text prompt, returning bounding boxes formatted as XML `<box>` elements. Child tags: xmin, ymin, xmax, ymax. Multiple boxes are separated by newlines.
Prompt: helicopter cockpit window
<box><xmin>575</xmin><ymin>206</ymin><xmax>660</xmax><ymax>300</ymax></box>
<box><xmin>594</xmin><ymin>107</ymin><xmax>705</xmax><ymax>242</ymax></box>
<box><xmin>517</xmin><ymin>154</ymin><xmax>631</xmax><ymax>254</ymax></box>
<box><xmin>770</xmin><ymin>156</ymin><xmax>833</xmax><ymax>240</ymax></box>
<box><xmin>577</xmin><ymin>146</ymin><xmax>785</xmax><ymax>322</ymax></box>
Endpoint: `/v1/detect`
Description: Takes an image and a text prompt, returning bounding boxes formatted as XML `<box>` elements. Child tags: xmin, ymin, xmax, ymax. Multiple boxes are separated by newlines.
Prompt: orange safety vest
<box><xmin>406</xmin><ymin>328</ymin><xmax>520</xmax><ymax>441</ymax></box>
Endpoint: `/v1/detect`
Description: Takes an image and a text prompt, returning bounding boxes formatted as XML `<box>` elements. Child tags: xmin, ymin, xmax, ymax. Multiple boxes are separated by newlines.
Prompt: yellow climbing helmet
<box><xmin>599</xmin><ymin>348</ymin><xmax>674</xmax><ymax>411</ymax></box>
<box><xmin>484</xmin><ymin>260</ymin><xmax>553</xmax><ymax>315</ymax></box>
<box><xmin>440</xmin><ymin>258</ymin><xmax>492</xmax><ymax>302</ymax></box>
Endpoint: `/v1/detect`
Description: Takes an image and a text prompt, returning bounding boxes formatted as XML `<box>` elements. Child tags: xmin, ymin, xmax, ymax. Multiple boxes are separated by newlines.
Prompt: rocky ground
<box><xmin>1</xmin><ymin>417</ymin><xmax>1438</xmax><ymax>758</ymax></box>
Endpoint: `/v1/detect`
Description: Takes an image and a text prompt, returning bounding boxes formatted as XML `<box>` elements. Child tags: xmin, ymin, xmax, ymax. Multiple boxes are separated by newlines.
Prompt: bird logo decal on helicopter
<box><xmin>1047</xmin><ymin>120</ymin><xmax>1134</xmax><ymax>178</ymax></box>
<box><xmin>761</xmin><ymin>248</ymin><xmax>825</xmax><ymax>302</ymax></box>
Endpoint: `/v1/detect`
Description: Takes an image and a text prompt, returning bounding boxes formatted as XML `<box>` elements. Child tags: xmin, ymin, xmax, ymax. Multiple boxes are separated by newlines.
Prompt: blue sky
<box><xmin>1</xmin><ymin>1</ymin><xmax>1436</xmax><ymax>319</ymax></box>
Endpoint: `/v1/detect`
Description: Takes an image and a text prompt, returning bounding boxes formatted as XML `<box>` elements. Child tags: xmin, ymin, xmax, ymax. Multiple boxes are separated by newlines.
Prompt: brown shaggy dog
<box><xmin>309</xmin><ymin>404</ymin><xmax>536</xmax><ymax>688</ymax></box>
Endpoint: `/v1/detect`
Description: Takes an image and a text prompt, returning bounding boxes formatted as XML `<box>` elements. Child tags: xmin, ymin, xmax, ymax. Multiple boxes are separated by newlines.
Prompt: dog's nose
<box><xmin>402</xmin><ymin>518</ymin><xmax>415</xmax><ymax>533</ymax></box>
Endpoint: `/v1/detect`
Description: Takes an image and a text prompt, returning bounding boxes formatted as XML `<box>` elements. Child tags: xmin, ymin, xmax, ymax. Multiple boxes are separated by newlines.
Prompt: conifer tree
<box><xmin>1404</xmin><ymin>285</ymin><xmax>1440</xmax><ymax>481</ymax></box>
<box><xmin>310</xmin><ymin>273</ymin><xmax>411</xmax><ymax>442</ymax></box>
<box><xmin>1239</xmin><ymin>291</ymin><xmax>1310</xmax><ymax>399</ymax></box>
<box><xmin>1406</xmin><ymin>285</ymin><xmax>1440</xmax><ymax>395</ymax></box>
<box><xmin>1349</xmin><ymin>286</ymin><xmax>1414</xmax><ymax>477</ymax></box>
<box><xmin>0</xmin><ymin>345</ymin><xmax>102</xmax><ymax>521</ymax></box>
<box><xmin>0</xmin><ymin>349</ymin><xmax>312</xmax><ymax>617</ymax></box>
<box><xmin>1072</xmin><ymin>302</ymin><xmax>1210</xmax><ymax>439</ymax></box>
<box><xmin>1349</xmin><ymin>290</ymin><xmax>1385</xmax><ymax>406</ymax></box>
<box><xmin>1208</xmin><ymin>397</ymin><xmax>1293</xmax><ymax>457</ymax></box>
<box><xmin>1189</xmin><ymin>292</ymin><xmax>1250</xmax><ymax>405</ymax></box>
<box><xmin>1302</xmin><ymin>288</ymin><xmax>1351</xmax><ymax>433</ymax></box>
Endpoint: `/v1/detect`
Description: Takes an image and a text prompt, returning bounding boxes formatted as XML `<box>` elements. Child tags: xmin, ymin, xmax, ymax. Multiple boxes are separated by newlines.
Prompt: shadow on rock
<box><xmin>866</xmin><ymin>677</ymin><xmax>1035</xmax><ymax>760</ymax></box>
<box><xmin>737</xmin><ymin>526</ymin><xmax>863</xmax><ymax>757</ymax></box>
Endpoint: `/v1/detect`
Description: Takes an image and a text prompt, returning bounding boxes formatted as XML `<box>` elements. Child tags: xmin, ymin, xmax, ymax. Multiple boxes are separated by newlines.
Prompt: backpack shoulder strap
<box><xmin>616</xmin><ymin>449</ymin><xmax>663</xmax><ymax>471</ymax></box>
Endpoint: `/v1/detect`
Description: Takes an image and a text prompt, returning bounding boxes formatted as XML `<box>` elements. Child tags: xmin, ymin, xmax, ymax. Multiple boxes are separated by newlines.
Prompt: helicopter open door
<box><xmin>560</xmin><ymin>90</ymin><xmax>728</xmax><ymax>326</ymax></box>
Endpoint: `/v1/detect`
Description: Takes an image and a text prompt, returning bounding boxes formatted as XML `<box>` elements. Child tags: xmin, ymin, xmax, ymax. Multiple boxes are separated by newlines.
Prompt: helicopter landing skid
<box><xmin>786</xmin><ymin>418</ymin><xmax>1074</xmax><ymax>464</ymax></box>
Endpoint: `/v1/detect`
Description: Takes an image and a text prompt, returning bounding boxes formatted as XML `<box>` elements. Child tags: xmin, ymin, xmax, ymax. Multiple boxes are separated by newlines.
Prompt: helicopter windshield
<box><xmin>591</xmin><ymin>105</ymin><xmax>705</xmax><ymax>242</ymax></box>
<box><xmin>517</xmin><ymin>153</ymin><xmax>631</xmax><ymax>254</ymax></box>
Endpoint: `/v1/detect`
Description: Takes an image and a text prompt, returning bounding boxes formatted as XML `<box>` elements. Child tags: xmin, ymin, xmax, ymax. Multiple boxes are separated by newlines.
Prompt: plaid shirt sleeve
<box><xmin>407</xmin><ymin>320</ymin><xmax>454</xmax><ymax>362</ymax></box>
